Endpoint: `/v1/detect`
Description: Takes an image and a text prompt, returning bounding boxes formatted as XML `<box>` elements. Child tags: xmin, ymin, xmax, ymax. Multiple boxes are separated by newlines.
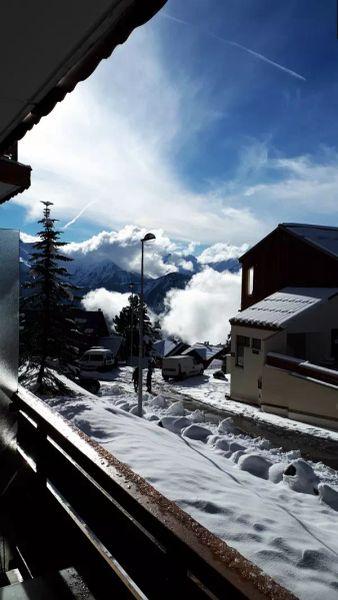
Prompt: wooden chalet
<box><xmin>240</xmin><ymin>223</ymin><xmax>338</xmax><ymax>310</ymax></box>
<box><xmin>230</xmin><ymin>223</ymin><xmax>338</xmax><ymax>430</ymax></box>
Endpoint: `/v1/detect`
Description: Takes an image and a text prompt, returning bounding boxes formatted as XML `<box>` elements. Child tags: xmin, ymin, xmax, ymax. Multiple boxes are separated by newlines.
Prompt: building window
<box><xmin>247</xmin><ymin>266</ymin><xmax>254</xmax><ymax>296</ymax></box>
<box><xmin>236</xmin><ymin>335</ymin><xmax>250</xmax><ymax>367</ymax></box>
<box><xmin>252</xmin><ymin>338</ymin><xmax>261</xmax><ymax>353</ymax></box>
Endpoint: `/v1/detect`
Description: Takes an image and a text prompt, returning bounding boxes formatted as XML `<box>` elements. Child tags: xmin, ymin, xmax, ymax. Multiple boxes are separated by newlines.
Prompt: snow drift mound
<box><xmin>238</xmin><ymin>454</ymin><xmax>272</xmax><ymax>480</ymax></box>
<box><xmin>318</xmin><ymin>483</ymin><xmax>338</xmax><ymax>511</ymax></box>
<box><xmin>182</xmin><ymin>424</ymin><xmax>212</xmax><ymax>441</ymax></box>
<box><xmin>283</xmin><ymin>459</ymin><xmax>319</xmax><ymax>495</ymax></box>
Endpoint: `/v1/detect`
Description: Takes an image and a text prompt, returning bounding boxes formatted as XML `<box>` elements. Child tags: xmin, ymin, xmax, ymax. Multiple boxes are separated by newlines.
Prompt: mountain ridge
<box><xmin>19</xmin><ymin>238</ymin><xmax>240</xmax><ymax>312</ymax></box>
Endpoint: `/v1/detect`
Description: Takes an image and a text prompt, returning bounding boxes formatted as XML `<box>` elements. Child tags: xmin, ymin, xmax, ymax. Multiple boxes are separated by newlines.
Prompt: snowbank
<box><xmin>45</xmin><ymin>379</ymin><xmax>338</xmax><ymax>600</ymax></box>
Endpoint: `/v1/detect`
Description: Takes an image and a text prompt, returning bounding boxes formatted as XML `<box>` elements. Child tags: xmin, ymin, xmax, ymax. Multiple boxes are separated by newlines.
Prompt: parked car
<box><xmin>78</xmin><ymin>347</ymin><xmax>115</xmax><ymax>372</ymax></box>
<box><xmin>162</xmin><ymin>355</ymin><xmax>204</xmax><ymax>381</ymax></box>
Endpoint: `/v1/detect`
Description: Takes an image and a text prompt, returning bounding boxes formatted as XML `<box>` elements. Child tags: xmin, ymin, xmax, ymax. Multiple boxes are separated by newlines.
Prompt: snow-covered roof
<box><xmin>239</xmin><ymin>222</ymin><xmax>338</xmax><ymax>262</ymax></box>
<box><xmin>152</xmin><ymin>339</ymin><xmax>176</xmax><ymax>358</ymax></box>
<box><xmin>230</xmin><ymin>287</ymin><xmax>338</xmax><ymax>329</ymax></box>
<box><xmin>99</xmin><ymin>336</ymin><xmax>122</xmax><ymax>355</ymax></box>
<box><xmin>182</xmin><ymin>343</ymin><xmax>224</xmax><ymax>361</ymax></box>
<box><xmin>283</xmin><ymin>223</ymin><xmax>338</xmax><ymax>259</ymax></box>
<box><xmin>85</xmin><ymin>347</ymin><xmax>111</xmax><ymax>354</ymax></box>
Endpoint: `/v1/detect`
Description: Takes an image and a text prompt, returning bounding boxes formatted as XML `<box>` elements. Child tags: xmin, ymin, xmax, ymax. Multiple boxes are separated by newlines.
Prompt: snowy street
<box><xmin>99</xmin><ymin>366</ymin><xmax>338</xmax><ymax>468</ymax></box>
<box><xmin>45</xmin><ymin>366</ymin><xmax>338</xmax><ymax>600</ymax></box>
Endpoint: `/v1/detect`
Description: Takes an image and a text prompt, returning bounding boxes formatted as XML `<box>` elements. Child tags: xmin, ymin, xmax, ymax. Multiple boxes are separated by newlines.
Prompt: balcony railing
<box><xmin>0</xmin><ymin>384</ymin><xmax>294</xmax><ymax>599</ymax></box>
<box><xmin>266</xmin><ymin>352</ymin><xmax>338</xmax><ymax>387</ymax></box>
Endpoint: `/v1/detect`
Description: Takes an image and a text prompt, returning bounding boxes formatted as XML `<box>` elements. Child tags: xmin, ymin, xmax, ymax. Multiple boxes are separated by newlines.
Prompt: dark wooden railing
<box><xmin>266</xmin><ymin>352</ymin><xmax>338</xmax><ymax>387</ymax></box>
<box><xmin>8</xmin><ymin>385</ymin><xmax>294</xmax><ymax>600</ymax></box>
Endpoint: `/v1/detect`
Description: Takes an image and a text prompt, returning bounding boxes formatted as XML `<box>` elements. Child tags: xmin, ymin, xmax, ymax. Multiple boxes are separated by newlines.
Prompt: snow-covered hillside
<box><xmin>44</xmin><ymin>367</ymin><xmax>338</xmax><ymax>600</ymax></box>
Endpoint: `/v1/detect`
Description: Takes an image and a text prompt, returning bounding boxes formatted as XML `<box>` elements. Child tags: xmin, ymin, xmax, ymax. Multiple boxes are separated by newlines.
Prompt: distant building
<box><xmin>155</xmin><ymin>341</ymin><xmax>226</xmax><ymax>369</ymax></box>
<box><xmin>165</xmin><ymin>341</ymin><xmax>190</xmax><ymax>358</ymax></box>
<box><xmin>152</xmin><ymin>339</ymin><xmax>177</xmax><ymax>359</ymax></box>
<box><xmin>73</xmin><ymin>309</ymin><xmax>110</xmax><ymax>344</ymax></box>
<box><xmin>73</xmin><ymin>309</ymin><xmax>122</xmax><ymax>360</ymax></box>
<box><xmin>182</xmin><ymin>342</ymin><xmax>226</xmax><ymax>369</ymax></box>
<box><xmin>99</xmin><ymin>336</ymin><xmax>123</xmax><ymax>361</ymax></box>
<box><xmin>229</xmin><ymin>223</ymin><xmax>338</xmax><ymax>430</ymax></box>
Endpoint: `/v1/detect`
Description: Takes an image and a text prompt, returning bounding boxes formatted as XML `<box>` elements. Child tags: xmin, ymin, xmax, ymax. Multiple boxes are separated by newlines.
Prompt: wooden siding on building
<box><xmin>240</xmin><ymin>227</ymin><xmax>338</xmax><ymax>309</ymax></box>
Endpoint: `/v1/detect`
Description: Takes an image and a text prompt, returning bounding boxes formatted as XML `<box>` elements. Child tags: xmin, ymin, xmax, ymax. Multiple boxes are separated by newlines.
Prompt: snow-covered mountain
<box><xmin>19</xmin><ymin>237</ymin><xmax>240</xmax><ymax>312</ymax></box>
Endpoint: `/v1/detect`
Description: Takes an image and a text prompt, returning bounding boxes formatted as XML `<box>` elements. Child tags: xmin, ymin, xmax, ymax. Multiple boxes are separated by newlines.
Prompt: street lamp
<box><xmin>138</xmin><ymin>232</ymin><xmax>156</xmax><ymax>416</ymax></box>
<box><xmin>129</xmin><ymin>282</ymin><xmax>135</xmax><ymax>365</ymax></box>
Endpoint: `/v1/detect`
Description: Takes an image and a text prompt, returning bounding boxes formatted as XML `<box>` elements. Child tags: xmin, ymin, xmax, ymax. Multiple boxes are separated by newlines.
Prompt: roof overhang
<box><xmin>0</xmin><ymin>156</ymin><xmax>31</xmax><ymax>204</ymax></box>
<box><xmin>229</xmin><ymin>318</ymin><xmax>282</xmax><ymax>332</ymax></box>
<box><xmin>238</xmin><ymin>226</ymin><xmax>279</xmax><ymax>263</ymax></box>
<box><xmin>0</xmin><ymin>0</ymin><xmax>166</xmax><ymax>154</ymax></box>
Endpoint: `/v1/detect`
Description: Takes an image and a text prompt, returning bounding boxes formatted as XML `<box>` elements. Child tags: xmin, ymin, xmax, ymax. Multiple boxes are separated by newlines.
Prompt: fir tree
<box><xmin>21</xmin><ymin>201</ymin><xmax>80</xmax><ymax>392</ymax></box>
<box><xmin>113</xmin><ymin>294</ymin><xmax>161</xmax><ymax>359</ymax></box>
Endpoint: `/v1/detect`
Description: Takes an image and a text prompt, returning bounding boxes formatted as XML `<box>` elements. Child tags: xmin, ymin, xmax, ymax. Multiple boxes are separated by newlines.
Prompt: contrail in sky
<box><xmin>161</xmin><ymin>13</ymin><xmax>306</xmax><ymax>82</ymax></box>
<box><xmin>63</xmin><ymin>201</ymin><xmax>96</xmax><ymax>230</ymax></box>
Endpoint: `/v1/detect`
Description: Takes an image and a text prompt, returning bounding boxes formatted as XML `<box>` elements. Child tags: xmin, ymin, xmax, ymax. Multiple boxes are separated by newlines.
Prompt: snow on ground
<box><xmin>43</xmin><ymin>366</ymin><xmax>338</xmax><ymax>600</ymax></box>
<box><xmin>155</xmin><ymin>367</ymin><xmax>338</xmax><ymax>443</ymax></box>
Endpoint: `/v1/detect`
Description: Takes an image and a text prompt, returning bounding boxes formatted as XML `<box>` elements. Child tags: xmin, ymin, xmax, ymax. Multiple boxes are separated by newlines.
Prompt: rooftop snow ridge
<box><xmin>230</xmin><ymin>287</ymin><xmax>338</xmax><ymax>328</ymax></box>
<box><xmin>281</xmin><ymin>222</ymin><xmax>338</xmax><ymax>231</ymax></box>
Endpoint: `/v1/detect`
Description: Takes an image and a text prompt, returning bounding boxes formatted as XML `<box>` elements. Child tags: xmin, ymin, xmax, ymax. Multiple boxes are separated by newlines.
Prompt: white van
<box><xmin>162</xmin><ymin>355</ymin><xmax>204</xmax><ymax>381</ymax></box>
<box><xmin>78</xmin><ymin>347</ymin><xmax>115</xmax><ymax>372</ymax></box>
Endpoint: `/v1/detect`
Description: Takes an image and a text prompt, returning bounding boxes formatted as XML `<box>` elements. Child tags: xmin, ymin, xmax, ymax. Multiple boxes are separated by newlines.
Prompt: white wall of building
<box><xmin>261</xmin><ymin>364</ymin><xmax>338</xmax><ymax>430</ymax></box>
<box><xmin>230</xmin><ymin>293</ymin><xmax>338</xmax><ymax>410</ymax></box>
<box><xmin>285</xmin><ymin>293</ymin><xmax>338</xmax><ymax>363</ymax></box>
<box><xmin>230</xmin><ymin>325</ymin><xmax>285</xmax><ymax>404</ymax></box>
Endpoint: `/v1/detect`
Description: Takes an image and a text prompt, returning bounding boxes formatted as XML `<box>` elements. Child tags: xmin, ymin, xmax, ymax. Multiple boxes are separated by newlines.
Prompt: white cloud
<box><xmin>198</xmin><ymin>242</ymin><xmax>248</xmax><ymax>264</ymax></box>
<box><xmin>177</xmin><ymin>259</ymin><xmax>194</xmax><ymax>271</ymax></box>
<box><xmin>161</xmin><ymin>267</ymin><xmax>241</xmax><ymax>344</ymax></box>
<box><xmin>82</xmin><ymin>288</ymin><xmax>130</xmax><ymax>326</ymax></box>
<box><xmin>82</xmin><ymin>267</ymin><xmax>242</xmax><ymax>345</ymax></box>
<box><xmin>82</xmin><ymin>286</ymin><xmax>161</xmax><ymax>331</ymax></box>
<box><xmin>20</xmin><ymin>232</ymin><xmax>38</xmax><ymax>243</ymax></box>
<box><xmin>12</xmin><ymin>17</ymin><xmax>338</xmax><ymax>253</ymax></box>
<box><xmin>65</xmin><ymin>224</ymin><xmax>193</xmax><ymax>278</ymax></box>
<box><xmin>239</xmin><ymin>150</ymin><xmax>338</xmax><ymax>215</ymax></box>
<box><xmin>16</xmin><ymin>24</ymin><xmax>263</xmax><ymax>247</ymax></box>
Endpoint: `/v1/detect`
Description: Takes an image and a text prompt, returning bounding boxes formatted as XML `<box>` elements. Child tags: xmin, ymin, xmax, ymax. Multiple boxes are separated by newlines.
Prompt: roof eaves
<box><xmin>0</xmin><ymin>184</ymin><xmax>29</xmax><ymax>204</ymax></box>
<box><xmin>229</xmin><ymin>317</ymin><xmax>282</xmax><ymax>332</ymax></box>
<box><xmin>238</xmin><ymin>226</ymin><xmax>281</xmax><ymax>263</ymax></box>
<box><xmin>280</xmin><ymin>223</ymin><xmax>338</xmax><ymax>263</ymax></box>
<box><xmin>0</xmin><ymin>156</ymin><xmax>31</xmax><ymax>204</ymax></box>
<box><xmin>0</xmin><ymin>0</ymin><xmax>167</xmax><ymax>154</ymax></box>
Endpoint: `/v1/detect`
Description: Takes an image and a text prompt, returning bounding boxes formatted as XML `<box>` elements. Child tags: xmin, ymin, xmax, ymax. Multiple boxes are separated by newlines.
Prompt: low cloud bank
<box><xmin>82</xmin><ymin>288</ymin><xmax>130</xmax><ymax>326</ymax></box>
<box><xmin>81</xmin><ymin>267</ymin><xmax>241</xmax><ymax>344</ymax></box>
<box><xmin>198</xmin><ymin>242</ymin><xmax>248</xmax><ymax>264</ymax></box>
<box><xmin>65</xmin><ymin>225</ymin><xmax>196</xmax><ymax>279</ymax></box>
<box><xmin>161</xmin><ymin>268</ymin><xmax>241</xmax><ymax>344</ymax></box>
<box><xmin>61</xmin><ymin>224</ymin><xmax>247</xmax><ymax>279</ymax></box>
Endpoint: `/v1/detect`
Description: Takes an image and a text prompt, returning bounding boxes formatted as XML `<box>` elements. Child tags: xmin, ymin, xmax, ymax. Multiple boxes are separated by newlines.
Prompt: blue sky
<box><xmin>4</xmin><ymin>0</ymin><xmax>338</xmax><ymax>253</ymax></box>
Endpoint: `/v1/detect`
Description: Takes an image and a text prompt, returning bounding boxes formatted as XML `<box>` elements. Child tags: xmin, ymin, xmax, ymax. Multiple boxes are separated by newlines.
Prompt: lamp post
<box><xmin>138</xmin><ymin>233</ymin><xmax>156</xmax><ymax>417</ymax></box>
<box><xmin>129</xmin><ymin>282</ymin><xmax>135</xmax><ymax>365</ymax></box>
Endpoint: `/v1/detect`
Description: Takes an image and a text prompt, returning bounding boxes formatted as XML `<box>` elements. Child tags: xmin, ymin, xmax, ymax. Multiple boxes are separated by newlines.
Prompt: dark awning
<box><xmin>0</xmin><ymin>0</ymin><xmax>166</xmax><ymax>154</ymax></box>
<box><xmin>0</xmin><ymin>156</ymin><xmax>31</xmax><ymax>204</ymax></box>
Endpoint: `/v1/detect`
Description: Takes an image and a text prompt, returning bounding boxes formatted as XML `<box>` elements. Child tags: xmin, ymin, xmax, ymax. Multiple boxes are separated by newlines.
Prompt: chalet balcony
<box><xmin>0</xmin><ymin>383</ymin><xmax>295</xmax><ymax>599</ymax></box>
<box><xmin>0</xmin><ymin>149</ymin><xmax>31</xmax><ymax>204</ymax></box>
